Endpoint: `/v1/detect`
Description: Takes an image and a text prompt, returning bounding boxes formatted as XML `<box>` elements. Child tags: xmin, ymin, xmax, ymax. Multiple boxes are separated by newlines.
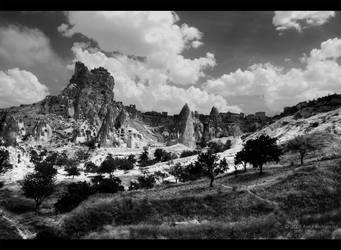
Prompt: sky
<box><xmin>1</xmin><ymin>11</ymin><xmax>341</xmax><ymax>115</ymax></box>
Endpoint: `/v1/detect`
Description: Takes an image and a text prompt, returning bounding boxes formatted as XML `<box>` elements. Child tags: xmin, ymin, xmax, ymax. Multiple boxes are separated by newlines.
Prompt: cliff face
<box><xmin>0</xmin><ymin>62</ymin><xmax>132</xmax><ymax>148</ymax></box>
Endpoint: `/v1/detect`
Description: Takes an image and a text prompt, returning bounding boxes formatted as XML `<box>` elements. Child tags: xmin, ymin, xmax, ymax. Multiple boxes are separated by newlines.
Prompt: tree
<box><xmin>127</xmin><ymin>154</ymin><xmax>137</xmax><ymax>165</ymax></box>
<box><xmin>91</xmin><ymin>175</ymin><xmax>124</xmax><ymax>193</ymax></box>
<box><xmin>98</xmin><ymin>153</ymin><xmax>117</xmax><ymax>178</ymax></box>
<box><xmin>234</xmin><ymin>149</ymin><xmax>248</xmax><ymax>175</ymax></box>
<box><xmin>0</xmin><ymin>148</ymin><xmax>12</xmax><ymax>174</ymax></box>
<box><xmin>286</xmin><ymin>135</ymin><xmax>317</xmax><ymax>165</ymax></box>
<box><xmin>167</xmin><ymin>163</ymin><xmax>183</xmax><ymax>183</ymax></box>
<box><xmin>22</xmin><ymin>161</ymin><xmax>57</xmax><ymax>212</ymax></box>
<box><xmin>154</xmin><ymin>171</ymin><xmax>169</xmax><ymax>183</ymax></box>
<box><xmin>196</xmin><ymin>151</ymin><xmax>228</xmax><ymax>187</ymax></box>
<box><xmin>242</xmin><ymin>135</ymin><xmax>282</xmax><ymax>175</ymax></box>
<box><xmin>64</xmin><ymin>159</ymin><xmax>80</xmax><ymax>179</ymax></box>
<box><xmin>30</xmin><ymin>149</ymin><xmax>42</xmax><ymax>164</ymax></box>
<box><xmin>138</xmin><ymin>148</ymin><xmax>150</xmax><ymax>167</ymax></box>
<box><xmin>154</xmin><ymin>148</ymin><xmax>165</xmax><ymax>162</ymax></box>
<box><xmin>54</xmin><ymin>181</ymin><xmax>93</xmax><ymax>213</ymax></box>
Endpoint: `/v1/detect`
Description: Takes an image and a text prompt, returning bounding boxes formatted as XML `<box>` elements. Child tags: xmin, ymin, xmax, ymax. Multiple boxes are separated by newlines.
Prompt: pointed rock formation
<box><xmin>177</xmin><ymin>103</ymin><xmax>196</xmax><ymax>148</ymax></box>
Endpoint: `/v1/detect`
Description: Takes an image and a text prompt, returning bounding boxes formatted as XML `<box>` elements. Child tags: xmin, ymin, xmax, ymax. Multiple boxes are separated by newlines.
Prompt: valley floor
<box><xmin>1</xmin><ymin>152</ymin><xmax>341</xmax><ymax>239</ymax></box>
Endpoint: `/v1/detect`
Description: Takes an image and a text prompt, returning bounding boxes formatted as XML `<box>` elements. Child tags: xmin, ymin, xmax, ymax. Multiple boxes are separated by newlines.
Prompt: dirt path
<box><xmin>0</xmin><ymin>208</ymin><xmax>35</xmax><ymax>239</ymax></box>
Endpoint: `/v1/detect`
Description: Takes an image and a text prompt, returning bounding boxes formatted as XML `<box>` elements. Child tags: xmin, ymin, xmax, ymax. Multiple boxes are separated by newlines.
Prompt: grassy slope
<box><xmin>1</xmin><ymin>152</ymin><xmax>340</xmax><ymax>239</ymax></box>
<box><xmin>54</xmin><ymin>154</ymin><xmax>341</xmax><ymax>239</ymax></box>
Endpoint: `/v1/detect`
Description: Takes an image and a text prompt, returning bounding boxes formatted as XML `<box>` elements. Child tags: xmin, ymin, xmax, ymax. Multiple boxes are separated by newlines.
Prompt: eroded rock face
<box><xmin>0</xmin><ymin>62</ymin><xmax>133</xmax><ymax>148</ymax></box>
<box><xmin>177</xmin><ymin>104</ymin><xmax>196</xmax><ymax>148</ymax></box>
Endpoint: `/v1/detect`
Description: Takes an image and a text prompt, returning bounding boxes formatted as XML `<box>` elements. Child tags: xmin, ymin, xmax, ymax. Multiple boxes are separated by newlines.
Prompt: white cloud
<box><xmin>0</xmin><ymin>25</ymin><xmax>58</xmax><ymax>67</ymax></box>
<box><xmin>0</xmin><ymin>25</ymin><xmax>70</xmax><ymax>95</ymax></box>
<box><xmin>70</xmin><ymin>45</ymin><xmax>240</xmax><ymax>114</ymax></box>
<box><xmin>60</xmin><ymin>11</ymin><xmax>202</xmax><ymax>57</ymax></box>
<box><xmin>203</xmin><ymin>37</ymin><xmax>341</xmax><ymax>112</ymax></box>
<box><xmin>0</xmin><ymin>68</ymin><xmax>49</xmax><ymax>108</ymax></box>
<box><xmin>273</xmin><ymin>11</ymin><xmax>335</xmax><ymax>32</ymax></box>
<box><xmin>59</xmin><ymin>11</ymin><xmax>214</xmax><ymax>86</ymax></box>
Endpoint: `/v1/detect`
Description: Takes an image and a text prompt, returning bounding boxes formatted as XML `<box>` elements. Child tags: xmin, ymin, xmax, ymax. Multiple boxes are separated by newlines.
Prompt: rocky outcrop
<box><xmin>177</xmin><ymin>104</ymin><xmax>196</xmax><ymax>148</ymax></box>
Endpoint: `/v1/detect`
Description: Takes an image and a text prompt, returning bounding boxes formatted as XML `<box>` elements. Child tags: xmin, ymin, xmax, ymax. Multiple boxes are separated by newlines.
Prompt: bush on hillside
<box><xmin>54</xmin><ymin>181</ymin><xmax>94</xmax><ymax>213</ymax></box>
<box><xmin>180</xmin><ymin>150</ymin><xmax>199</xmax><ymax>158</ymax></box>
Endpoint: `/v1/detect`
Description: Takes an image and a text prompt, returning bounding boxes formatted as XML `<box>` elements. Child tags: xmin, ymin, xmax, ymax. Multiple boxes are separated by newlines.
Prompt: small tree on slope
<box><xmin>286</xmin><ymin>135</ymin><xmax>318</xmax><ymax>165</ymax></box>
<box><xmin>242</xmin><ymin>135</ymin><xmax>282</xmax><ymax>175</ymax></box>
<box><xmin>196</xmin><ymin>151</ymin><xmax>228</xmax><ymax>187</ymax></box>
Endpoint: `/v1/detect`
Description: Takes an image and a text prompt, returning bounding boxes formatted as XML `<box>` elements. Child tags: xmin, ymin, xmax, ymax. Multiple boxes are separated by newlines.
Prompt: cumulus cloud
<box><xmin>59</xmin><ymin>11</ymin><xmax>214</xmax><ymax>86</ymax></box>
<box><xmin>203</xmin><ymin>37</ymin><xmax>341</xmax><ymax>112</ymax></box>
<box><xmin>70</xmin><ymin>44</ymin><xmax>240</xmax><ymax>114</ymax></box>
<box><xmin>0</xmin><ymin>25</ymin><xmax>70</xmax><ymax>94</ymax></box>
<box><xmin>273</xmin><ymin>11</ymin><xmax>335</xmax><ymax>32</ymax></box>
<box><xmin>0</xmin><ymin>68</ymin><xmax>49</xmax><ymax>108</ymax></box>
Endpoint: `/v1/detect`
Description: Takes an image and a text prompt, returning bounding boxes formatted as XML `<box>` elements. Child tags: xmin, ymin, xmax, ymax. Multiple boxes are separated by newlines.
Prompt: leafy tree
<box><xmin>91</xmin><ymin>175</ymin><xmax>124</xmax><ymax>193</ymax></box>
<box><xmin>34</xmin><ymin>161</ymin><xmax>57</xmax><ymax>178</ymax></box>
<box><xmin>64</xmin><ymin>159</ymin><xmax>80</xmax><ymax>179</ymax></box>
<box><xmin>22</xmin><ymin>161</ymin><xmax>57</xmax><ymax>212</ymax></box>
<box><xmin>153</xmin><ymin>171</ymin><xmax>169</xmax><ymax>183</ymax></box>
<box><xmin>167</xmin><ymin>163</ymin><xmax>183</xmax><ymax>183</ymax></box>
<box><xmin>286</xmin><ymin>135</ymin><xmax>318</xmax><ymax>165</ymax></box>
<box><xmin>234</xmin><ymin>149</ymin><xmax>248</xmax><ymax>175</ymax></box>
<box><xmin>54</xmin><ymin>181</ymin><xmax>93</xmax><ymax>213</ymax></box>
<box><xmin>0</xmin><ymin>148</ymin><xmax>12</xmax><ymax>174</ymax></box>
<box><xmin>44</xmin><ymin>152</ymin><xmax>59</xmax><ymax>165</ymax></box>
<box><xmin>242</xmin><ymin>135</ymin><xmax>282</xmax><ymax>175</ymax></box>
<box><xmin>196</xmin><ymin>151</ymin><xmax>228</xmax><ymax>187</ymax></box>
<box><xmin>98</xmin><ymin>153</ymin><xmax>117</xmax><ymax>178</ymax></box>
<box><xmin>154</xmin><ymin>148</ymin><xmax>166</xmax><ymax>162</ymax></box>
<box><xmin>138</xmin><ymin>148</ymin><xmax>151</xmax><ymax>167</ymax></box>
<box><xmin>153</xmin><ymin>149</ymin><xmax>174</xmax><ymax>162</ymax></box>
<box><xmin>127</xmin><ymin>154</ymin><xmax>137</xmax><ymax>165</ymax></box>
<box><xmin>136</xmin><ymin>173</ymin><xmax>156</xmax><ymax>189</ymax></box>
<box><xmin>115</xmin><ymin>157</ymin><xmax>135</xmax><ymax>171</ymax></box>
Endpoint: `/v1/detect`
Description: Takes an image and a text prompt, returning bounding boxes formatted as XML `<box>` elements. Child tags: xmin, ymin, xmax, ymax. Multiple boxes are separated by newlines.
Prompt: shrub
<box><xmin>0</xmin><ymin>181</ymin><xmax>4</xmax><ymax>189</ymax></box>
<box><xmin>75</xmin><ymin>149</ymin><xmax>90</xmax><ymax>162</ymax></box>
<box><xmin>154</xmin><ymin>149</ymin><xmax>174</xmax><ymax>162</ymax></box>
<box><xmin>129</xmin><ymin>173</ymin><xmax>156</xmax><ymax>190</ymax></box>
<box><xmin>0</xmin><ymin>197</ymin><xmax>35</xmax><ymax>214</ymax></box>
<box><xmin>98</xmin><ymin>154</ymin><xmax>117</xmax><ymax>177</ymax></box>
<box><xmin>167</xmin><ymin>163</ymin><xmax>183</xmax><ymax>183</ymax></box>
<box><xmin>138</xmin><ymin>148</ymin><xmax>155</xmax><ymax>167</ymax></box>
<box><xmin>153</xmin><ymin>171</ymin><xmax>169</xmax><ymax>183</ymax></box>
<box><xmin>54</xmin><ymin>181</ymin><xmax>93</xmax><ymax>213</ymax></box>
<box><xmin>0</xmin><ymin>148</ymin><xmax>12</xmax><ymax>174</ymax></box>
<box><xmin>64</xmin><ymin>159</ymin><xmax>80</xmax><ymax>178</ymax></box>
<box><xmin>91</xmin><ymin>175</ymin><xmax>124</xmax><ymax>193</ymax></box>
<box><xmin>84</xmin><ymin>161</ymin><xmax>99</xmax><ymax>173</ymax></box>
<box><xmin>207</xmin><ymin>140</ymin><xmax>232</xmax><ymax>154</ymax></box>
<box><xmin>180</xmin><ymin>150</ymin><xmax>199</xmax><ymax>158</ymax></box>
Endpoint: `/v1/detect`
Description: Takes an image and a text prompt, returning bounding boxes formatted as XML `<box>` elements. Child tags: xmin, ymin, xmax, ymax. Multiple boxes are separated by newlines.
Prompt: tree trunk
<box><xmin>35</xmin><ymin>199</ymin><xmax>41</xmax><ymax>213</ymax></box>
<box><xmin>259</xmin><ymin>164</ymin><xmax>263</xmax><ymax>175</ymax></box>
<box><xmin>209</xmin><ymin>177</ymin><xmax>214</xmax><ymax>187</ymax></box>
<box><xmin>300</xmin><ymin>153</ymin><xmax>304</xmax><ymax>165</ymax></box>
<box><xmin>243</xmin><ymin>163</ymin><xmax>247</xmax><ymax>172</ymax></box>
<box><xmin>234</xmin><ymin>167</ymin><xmax>238</xmax><ymax>177</ymax></box>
